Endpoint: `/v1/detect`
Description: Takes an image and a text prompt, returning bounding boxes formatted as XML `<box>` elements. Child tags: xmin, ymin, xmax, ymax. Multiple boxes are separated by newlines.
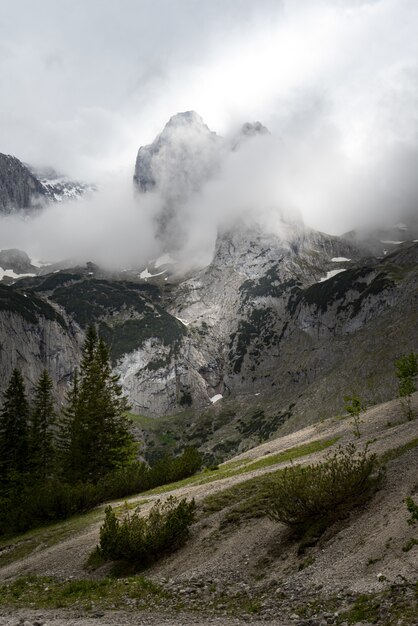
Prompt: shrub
<box><xmin>267</xmin><ymin>444</ymin><xmax>382</xmax><ymax>542</ymax></box>
<box><xmin>97</xmin><ymin>496</ymin><xmax>196</xmax><ymax>566</ymax></box>
<box><xmin>395</xmin><ymin>352</ymin><xmax>418</xmax><ymax>420</ymax></box>
<box><xmin>406</xmin><ymin>496</ymin><xmax>418</xmax><ymax>525</ymax></box>
<box><xmin>343</xmin><ymin>394</ymin><xmax>365</xmax><ymax>439</ymax></box>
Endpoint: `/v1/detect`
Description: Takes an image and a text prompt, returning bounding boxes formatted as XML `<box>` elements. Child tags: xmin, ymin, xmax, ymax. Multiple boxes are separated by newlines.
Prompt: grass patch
<box><xmin>0</xmin><ymin>575</ymin><xmax>168</xmax><ymax>610</ymax></box>
<box><xmin>381</xmin><ymin>437</ymin><xmax>418</xmax><ymax>464</ymax></box>
<box><xmin>225</xmin><ymin>437</ymin><xmax>339</xmax><ymax>475</ymax></box>
<box><xmin>144</xmin><ymin>436</ymin><xmax>339</xmax><ymax>497</ymax></box>
<box><xmin>0</xmin><ymin>508</ymin><xmax>102</xmax><ymax>568</ymax></box>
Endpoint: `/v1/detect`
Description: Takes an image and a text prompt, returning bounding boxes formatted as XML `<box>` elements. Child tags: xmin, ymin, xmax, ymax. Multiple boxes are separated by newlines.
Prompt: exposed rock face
<box><xmin>0</xmin><ymin>153</ymin><xmax>94</xmax><ymax>214</ymax></box>
<box><xmin>0</xmin><ymin>284</ymin><xmax>81</xmax><ymax>398</ymax></box>
<box><xmin>0</xmin><ymin>153</ymin><xmax>47</xmax><ymax>213</ymax></box>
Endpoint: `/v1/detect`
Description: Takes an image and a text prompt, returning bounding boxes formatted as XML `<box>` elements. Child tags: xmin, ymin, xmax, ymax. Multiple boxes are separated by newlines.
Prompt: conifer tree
<box><xmin>62</xmin><ymin>326</ymin><xmax>137</xmax><ymax>483</ymax></box>
<box><xmin>30</xmin><ymin>370</ymin><xmax>57</xmax><ymax>481</ymax></box>
<box><xmin>0</xmin><ymin>369</ymin><xmax>30</xmax><ymax>489</ymax></box>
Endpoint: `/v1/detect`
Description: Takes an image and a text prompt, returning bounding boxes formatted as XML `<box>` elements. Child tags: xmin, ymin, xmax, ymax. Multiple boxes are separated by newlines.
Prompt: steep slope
<box><xmin>0</xmin><ymin>283</ymin><xmax>80</xmax><ymax>397</ymax></box>
<box><xmin>1</xmin><ymin>395</ymin><xmax>417</xmax><ymax>626</ymax></box>
<box><xmin>0</xmin><ymin>153</ymin><xmax>47</xmax><ymax>213</ymax></box>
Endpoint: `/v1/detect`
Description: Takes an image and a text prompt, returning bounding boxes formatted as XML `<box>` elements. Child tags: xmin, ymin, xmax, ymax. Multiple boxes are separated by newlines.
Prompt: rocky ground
<box><xmin>0</xmin><ymin>395</ymin><xmax>417</xmax><ymax>625</ymax></box>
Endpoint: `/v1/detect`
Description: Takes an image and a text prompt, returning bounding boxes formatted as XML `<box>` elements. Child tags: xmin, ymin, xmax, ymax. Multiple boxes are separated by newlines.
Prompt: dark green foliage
<box><xmin>395</xmin><ymin>352</ymin><xmax>418</xmax><ymax>420</ymax></box>
<box><xmin>267</xmin><ymin>444</ymin><xmax>381</xmax><ymax>542</ymax></box>
<box><xmin>97</xmin><ymin>496</ymin><xmax>196</xmax><ymax>566</ymax></box>
<box><xmin>179</xmin><ymin>389</ymin><xmax>192</xmax><ymax>406</ymax></box>
<box><xmin>239</xmin><ymin>269</ymin><xmax>300</xmax><ymax>305</ymax></box>
<box><xmin>299</xmin><ymin>267</ymin><xmax>393</xmax><ymax>316</ymax></box>
<box><xmin>62</xmin><ymin>327</ymin><xmax>137</xmax><ymax>483</ymax></box>
<box><xmin>406</xmin><ymin>496</ymin><xmax>418</xmax><ymax>525</ymax></box>
<box><xmin>0</xmin><ymin>448</ymin><xmax>201</xmax><ymax>536</ymax></box>
<box><xmin>48</xmin><ymin>278</ymin><xmax>185</xmax><ymax>363</ymax></box>
<box><xmin>0</xmin><ymin>369</ymin><xmax>30</xmax><ymax>488</ymax></box>
<box><xmin>0</xmin><ymin>285</ymin><xmax>66</xmax><ymax>328</ymax></box>
<box><xmin>237</xmin><ymin>406</ymin><xmax>294</xmax><ymax>441</ymax></box>
<box><xmin>98</xmin><ymin>316</ymin><xmax>185</xmax><ymax>364</ymax></box>
<box><xmin>229</xmin><ymin>308</ymin><xmax>278</xmax><ymax>374</ymax></box>
<box><xmin>30</xmin><ymin>370</ymin><xmax>56</xmax><ymax>480</ymax></box>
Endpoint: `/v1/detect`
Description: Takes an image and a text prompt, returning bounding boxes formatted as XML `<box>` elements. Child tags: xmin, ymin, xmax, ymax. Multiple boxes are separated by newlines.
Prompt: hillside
<box><xmin>1</xmin><ymin>394</ymin><xmax>417</xmax><ymax>625</ymax></box>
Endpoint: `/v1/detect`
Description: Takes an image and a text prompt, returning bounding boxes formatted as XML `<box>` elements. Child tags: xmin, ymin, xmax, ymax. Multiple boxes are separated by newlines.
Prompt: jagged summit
<box><xmin>0</xmin><ymin>153</ymin><xmax>47</xmax><ymax>213</ymax></box>
<box><xmin>162</xmin><ymin>110</ymin><xmax>211</xmax><ymax>132</ymax></box>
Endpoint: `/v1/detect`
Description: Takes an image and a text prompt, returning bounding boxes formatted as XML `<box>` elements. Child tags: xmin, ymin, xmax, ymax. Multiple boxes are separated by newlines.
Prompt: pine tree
<box><xmin>30</xmin><ymin>370</ymin><xmax>57</xmax><ymax>481</ymax></box>
<box><xmin>0</xmin><ymin>369</ymin><xmax>30</xmax><ymax>490</ymax></box>
<box><xmin>62</xmin><ymin>327</ymin><xmax>137</xmax><ymax>483</ymax></box>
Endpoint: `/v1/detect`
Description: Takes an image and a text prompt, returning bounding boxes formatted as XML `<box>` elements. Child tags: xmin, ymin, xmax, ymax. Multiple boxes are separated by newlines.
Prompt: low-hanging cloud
<box><xmin>0</xmin><ymin>0</ymin><xmax>417</xmax><ymax>268</ymax></box>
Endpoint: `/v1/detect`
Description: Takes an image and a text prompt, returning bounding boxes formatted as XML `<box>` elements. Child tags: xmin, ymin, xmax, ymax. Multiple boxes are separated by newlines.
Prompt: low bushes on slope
<box><xmin>267</xmin><ymin>443</ymin><xmax>382</xmax><ymax>544</ymax></box>
<box><xmin>94</xmin><ymin>496</ymin><xmax>196</xmax><ymax>569</ymax></box>
<box><xmin>0</xmin><ymin>447</ymin><xmax>202</xmax><ymax>536</ymax></box>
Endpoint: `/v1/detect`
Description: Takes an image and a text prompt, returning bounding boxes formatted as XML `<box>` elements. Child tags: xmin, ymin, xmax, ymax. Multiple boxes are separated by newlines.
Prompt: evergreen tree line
<box><xmin>0</xmin><ymin>327</ymin><xmax>202</xmax><ymax>536</ymax></box>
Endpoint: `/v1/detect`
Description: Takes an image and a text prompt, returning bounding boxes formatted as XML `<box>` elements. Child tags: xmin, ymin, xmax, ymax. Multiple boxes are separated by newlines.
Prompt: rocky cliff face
<box><xmin>0</xmin><ymin>154</ymin><xmax>47</xmax><ymax>213</ymax></box>
<box><xmin>0</xmin><ymin>283</ymin><xmax>81</xmax><ymax>398</ymax></box>
<box><xmin>1</xmin><ymin>112</ymin><xmax>417</xmax><ymax>459</ymax></box>
<box><xmin>0</xmin><ymin>153</ymin><xmax>93</xmax><ymax>214</ymax></box>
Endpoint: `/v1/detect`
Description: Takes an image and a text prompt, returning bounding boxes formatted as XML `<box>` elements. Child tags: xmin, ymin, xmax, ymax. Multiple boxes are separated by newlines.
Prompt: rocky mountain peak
<box><xmin>0</xmin><ymin>153</ymin><xmax>47</xmax><ymax>213</ymax></box>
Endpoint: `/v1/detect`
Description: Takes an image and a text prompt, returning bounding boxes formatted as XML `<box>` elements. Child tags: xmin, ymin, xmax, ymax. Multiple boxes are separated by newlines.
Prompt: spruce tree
<box><xmin>0</xmin><ymin>369</ymin><xmax>30</xmax><ymax>490</ymax></box>
<box><xmin>63</xmin><ymin>327</ymin><xmax>137</xmax><ymax>483</ymax></box>
<box><xmin>30</xmin><ymin>370</ymin><xmax>57</xmax><ymax>481</ymax></box>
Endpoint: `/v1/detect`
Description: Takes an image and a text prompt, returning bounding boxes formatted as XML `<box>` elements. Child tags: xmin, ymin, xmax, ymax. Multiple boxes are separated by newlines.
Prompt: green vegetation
<box><xmin>267</xmin><ymin>444</ymin><xmax>381</xmax><ymax>544</ymax></box>
<box><xmin>60</xmin><ymin>325</ymin><xmax>137</xmax><ymax>483</ymax></box>
<box><xmin>94</xmin><ymin>496</ymin><xmax>195</xmax><ymax>569</ymax></box>
<box><xmin>30</xmin><ymin>370</ymin><xmax>57</xmax><ymax>480</ymax></box>
<box><xmin>0</xmin><ymin>575</ymin><xmax>168</xmax><ymax>611</ymax></box>
<box><xmin>395</xmin><ymin>351</ymin><xmax>418</xmax><ymax>420</ymax></box>
<box><xmin>406</xmin><ymin>496</ymin><xmax>418</xmax><ymax>526</ymax></box>
<box><xmin>343</xmin><ymin>393</ymin><xmax>365</xmax><ymax>438</ymax></box>
<box><xmin>0</xmin><ymin>284</ymin><xmax>66</xmax><ymax>328</ymax></box>
<box><xmin>0</xmin><ymin>328</ymin><xmax>202</xmax><ymax>537</ymax></box>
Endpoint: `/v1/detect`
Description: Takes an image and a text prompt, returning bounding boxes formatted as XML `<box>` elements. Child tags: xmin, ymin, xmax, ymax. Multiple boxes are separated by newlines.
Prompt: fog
<box><xmin>0</xmin><ymin>0</ymin><xmax>417</xmax><ymax>268</ymax></box>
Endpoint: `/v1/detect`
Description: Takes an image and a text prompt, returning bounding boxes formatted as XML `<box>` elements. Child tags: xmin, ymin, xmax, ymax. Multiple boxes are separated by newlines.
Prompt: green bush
<box><xmin>0</xmin><ymin>448</ymin><xmax>201</xmax><ymax>537</ymax></box>
<box><xmin>267</xmin><ymin>444</ymin><xmax>382</xmax><ymax>542</ymax></box>
<box><xmin>97</xmin><ymin>496</ymin><xmax>196</xmax><ymax>566</ymax></box>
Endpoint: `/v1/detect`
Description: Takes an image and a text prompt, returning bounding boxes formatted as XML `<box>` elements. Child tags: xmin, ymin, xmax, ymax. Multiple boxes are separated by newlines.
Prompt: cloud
<box><xmin>0</xmin><ymin>171</ymin><xmax>159</xmax><ymax>269</ymax></box>
<box><xmin>0</xmin><ymin>0</ymin><xmax>417</xmax><ymax>265</ymax></box>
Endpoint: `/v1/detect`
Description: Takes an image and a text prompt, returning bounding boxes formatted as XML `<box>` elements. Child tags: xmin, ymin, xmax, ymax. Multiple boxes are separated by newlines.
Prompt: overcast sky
<box><xmin>1</xmin><ymin>0</ymin><xmax>417</xmax><ymax>176</ymax></box>
<box><xmin>0</xmin><ymin>0</ymin><xmax>417</xmax><ymax>261</ymax></box>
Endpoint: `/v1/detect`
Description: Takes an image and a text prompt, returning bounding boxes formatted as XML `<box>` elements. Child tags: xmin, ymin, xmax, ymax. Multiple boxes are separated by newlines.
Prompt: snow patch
<box><xmin>380</xmin><ymin>240</ymin><xmax>404</xmax><ymax>245</ymax></box>
<box><xmin>318</xmin><ymin>269</ymin><xmax>346</xmax><ymax>283</ymax></box>
<box><xmin>210</xmin><ymin>394</ymin><xmax>223</xmax><ymax>404</ymax></box>
<box><xmin>175</xmin><ymin>316</ymin><xmax>190</xmax><ymax>326</ymax></box>
<box><xmin>331</xmin><ymin>257</ymin><xmax>351</xmax><ymax>262</ymax></box>
<box><xmin>0</xmin><ymin>267</ymin><xmax>36</xmax><ymax>281</ymax></box>
<box><xmin>139</xmin><ymin>267</ymin><xmax>167</xmax><ymax>279</ymax></box>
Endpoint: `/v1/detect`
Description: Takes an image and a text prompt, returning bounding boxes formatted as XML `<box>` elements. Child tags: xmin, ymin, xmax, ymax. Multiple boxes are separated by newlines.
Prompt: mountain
<box><xmin>0</xmin><ymin>153</ymin><xmax>48</xmax><ymax>213</ymax></box>
<box><xmin>0</xmin><ymin>113</ymin><xmax>417</xmax><ymax>462</ymax></box>
<box><xmin>134</xmin><ymin>111</ymin><xmax>222</xmax><ymax>250</ymax></box>
<box><xmin>0</xmin><ymin>153</ymin><xmax>93</xmax><ymax>214</ymax></box>
<box><xmin>29</xmin><ymin>165</ymin><xmax>96</xmax><ymax>203</ymax></box>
